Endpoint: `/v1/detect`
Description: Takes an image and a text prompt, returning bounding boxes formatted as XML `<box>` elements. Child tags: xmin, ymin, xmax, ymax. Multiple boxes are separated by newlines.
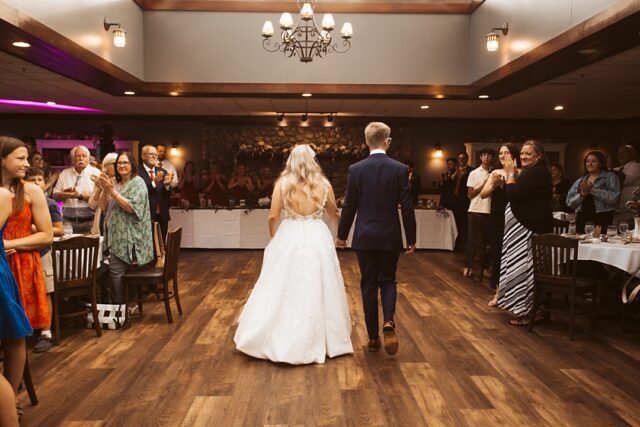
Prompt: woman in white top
<box><xmin>234</xmin><ymin>144</ymin><xmax>353</xmax><ymax>364</ymax></box>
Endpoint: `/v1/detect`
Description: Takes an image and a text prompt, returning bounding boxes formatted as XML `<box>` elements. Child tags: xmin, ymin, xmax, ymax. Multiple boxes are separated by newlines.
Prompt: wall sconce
<box><xmin>327</xmin><ymin>113</ymin><xmax>334</xmax><ymax>123</ymax></box>
<box><xmin>277</xmin><ymin>113</ymin><xmax>285</xmax><ymax>122</ymax></box>
<box><xmin>301</xmin><ymin>113</ymin><xmax>308</xmax><ymax>122</ymax></box>
<box><xmin>434</xmin><ymin>144</ymin><xmax>443</xmax><ymax>158</ymax></box>
<box><xmin>104</xmin><ymin>18</ymin><xmax>126</xmax><ymax>48</ymax></box>
<box><xmin>486</xmin><ymin>22</ymin><xmax>508</xmax><ymax>52</ymax></box>
<box><xmin>170</xmin><ymin>142</ymin><xmax>179</xmax><ymax>157</ymax></box>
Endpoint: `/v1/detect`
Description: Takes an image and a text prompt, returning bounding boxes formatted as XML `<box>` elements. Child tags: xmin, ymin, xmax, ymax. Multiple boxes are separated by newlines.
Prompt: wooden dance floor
<box><xmin>20</xmin><ymin>250</ymin><xmax>640</xmax><ymax>426</ymax></box>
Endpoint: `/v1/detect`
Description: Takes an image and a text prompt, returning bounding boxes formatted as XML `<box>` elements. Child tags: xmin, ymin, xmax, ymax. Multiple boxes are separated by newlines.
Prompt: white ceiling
<box><xmin>0</xmin><ymin>45</ymin><xmax>638</xmax><ymax>119</ymax></box>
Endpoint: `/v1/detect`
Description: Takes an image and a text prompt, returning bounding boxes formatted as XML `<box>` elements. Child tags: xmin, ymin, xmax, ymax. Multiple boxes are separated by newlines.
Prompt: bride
<box><xmin>234</xmin><ymin>144</ymin><xmax>353</xmax><ymax>364</ymax></box>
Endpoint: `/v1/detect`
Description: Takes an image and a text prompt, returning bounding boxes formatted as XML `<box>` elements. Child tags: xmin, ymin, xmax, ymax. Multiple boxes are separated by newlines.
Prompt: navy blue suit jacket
<box><xmin>138</xmin><ymin>165</ymin><xmax>171</xmax><ymax>221</ymax></box>
<box><xmin>338</xmin><ymin>153</ymin><xmax>417</xmax><ymax>251</ymax></box>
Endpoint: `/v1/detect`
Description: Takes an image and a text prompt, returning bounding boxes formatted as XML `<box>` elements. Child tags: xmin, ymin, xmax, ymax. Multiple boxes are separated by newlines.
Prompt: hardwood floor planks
<box><xmin>14</xmin><ymin>249</ymin><xmax>640</xmax><ymax>426</ymax></box>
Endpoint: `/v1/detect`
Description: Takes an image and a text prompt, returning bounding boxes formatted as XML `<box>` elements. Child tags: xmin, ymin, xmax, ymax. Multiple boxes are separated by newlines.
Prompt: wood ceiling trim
<box><xmin>135</xmin><ymin>1</ymin><xmax>481</xmax><ymax>14</ymax></box>
<box><xmin>469</xmin><ymin>1</ymin><xmax>640</xmax><ymax>96</ymax></box>
<box><xmin>0</xmin><ymin>4</ymin><xmax>144</xmax><ymax>95</ymax></box>
<box><xmin>142</xmin><ymin>82</ymin><xmax>469</xmax><ymax>98</ymax></box>
<box><xmin>0</xmin><ymin>1</ymin><xmax>638</xmax><ymax>101</ymax></box>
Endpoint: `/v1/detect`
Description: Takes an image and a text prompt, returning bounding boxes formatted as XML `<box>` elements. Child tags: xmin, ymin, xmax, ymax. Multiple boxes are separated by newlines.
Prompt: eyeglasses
<box><xmin>146</xmin><ymin>153</ymin><xmax>158</xmax><ymax>158</ymax></box>
<box><xmin>117</xmin><ymin>161</ymin><xmax>131</xmax><ymax>165</ymax></box>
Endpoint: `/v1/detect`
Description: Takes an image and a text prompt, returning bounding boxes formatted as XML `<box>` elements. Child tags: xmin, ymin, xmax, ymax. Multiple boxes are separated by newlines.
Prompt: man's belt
<box><xmin>63</xmin><ymin>216</ymin><xmax>94</xmax><ymax>223</ymax></box>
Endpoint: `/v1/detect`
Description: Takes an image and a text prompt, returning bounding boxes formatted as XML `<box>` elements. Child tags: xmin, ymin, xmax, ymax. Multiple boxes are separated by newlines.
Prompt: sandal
<box><xmin>488</xmin><ymin>296</ymin><xmax>498</xmax><ymax>307</ymax></box>
<box><xmin>509</xmin><ymin>317</ymin><xmax>529</xmax><ymax>327</ymax></box>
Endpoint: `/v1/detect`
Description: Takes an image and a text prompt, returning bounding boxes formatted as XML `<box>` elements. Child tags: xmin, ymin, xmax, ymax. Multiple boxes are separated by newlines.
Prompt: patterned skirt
<box><xmin>497</xmin><ymin>203</ymin><xmax>534</xmax><ymax>317</ymax></box>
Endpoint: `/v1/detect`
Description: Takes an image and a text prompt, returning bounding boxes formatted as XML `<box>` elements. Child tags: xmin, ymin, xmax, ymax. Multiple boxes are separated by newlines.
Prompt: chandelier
<box><xmin>261</xmin><ymin>0</ymin><xmax>353</xmax><ymax>63</ymax></box>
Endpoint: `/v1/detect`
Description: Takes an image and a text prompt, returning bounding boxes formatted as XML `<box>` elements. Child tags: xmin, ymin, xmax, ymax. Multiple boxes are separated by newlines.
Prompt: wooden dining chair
<box><xmin>529</xmin><ymin>234</ymin><xmax>598</xmax><ymax>340</ymax></box>
<box><xmin>51</xmin><ymin>236</ymin><xmax>102</xmax><ymax>345</ymax></box>
<box><xmin>552</xmin><ymin>218</ymin><xmax>569</xmax><ymax>235</ymax></box>
<box><xmin>123</xmin><ymin>227</ymin><xmax>183</xmax><ymax>324</ymax></box>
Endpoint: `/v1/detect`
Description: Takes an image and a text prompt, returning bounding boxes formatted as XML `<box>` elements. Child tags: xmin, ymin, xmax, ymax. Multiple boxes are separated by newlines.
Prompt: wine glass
<box><xmin>607</xmin><ymin>225</ymin><xmax>618</xmax><ymax>241</ymax></box>
<box><xmin>620</xmin><ymin>222</ymin><xmax>629</xmax><ymax>236</ymax></box>
<box><xmin>584</xmin><ymin>222</ymin><xmax>595</xmax><ymax>239</ymax></box>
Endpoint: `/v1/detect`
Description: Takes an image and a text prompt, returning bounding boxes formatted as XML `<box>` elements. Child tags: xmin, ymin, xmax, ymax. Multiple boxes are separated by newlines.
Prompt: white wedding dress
<box><xmin>234</xmin><ymin>189</ymin><xmax>353</xmax><ymax>364</ymax></box>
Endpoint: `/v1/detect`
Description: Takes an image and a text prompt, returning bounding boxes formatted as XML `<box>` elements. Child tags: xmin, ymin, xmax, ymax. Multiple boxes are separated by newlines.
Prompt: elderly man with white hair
<box><xmin>53</xmin><ymin>145</ymin><xmax>101</xmax><ymax>233</ymax></box>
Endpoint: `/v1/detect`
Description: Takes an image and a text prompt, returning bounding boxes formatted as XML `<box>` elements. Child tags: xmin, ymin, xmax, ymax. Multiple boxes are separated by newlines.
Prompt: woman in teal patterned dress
<box><xmin>96</xmin><ymin>152</ymin><xmax>153</xmax><ymax>310</ymax></box>
<box><xmin>0</xmin><ymin>183</ymin><xmax>32</xmax><ymax>411</ymax></box>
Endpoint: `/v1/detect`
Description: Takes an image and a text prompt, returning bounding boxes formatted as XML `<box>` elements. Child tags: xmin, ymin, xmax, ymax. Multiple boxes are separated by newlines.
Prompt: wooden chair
<box><xmin>552</xmin><ymin>218</ymin><xmax>569</xmax><ymax>235</ymax></box>
<box><xmin>51</xmin><ymin>236</ymin><xmax>102</xmax><ymax>345</ymax></box>
<box><xmin>529</xmin><ymin>234</ymin><xmax>598</xmax><ymax>340</ymax></box>
<box><xmin>123</xmin><ymin>227</ymin><xmax>183</xmax><ymax>324</ymax></box>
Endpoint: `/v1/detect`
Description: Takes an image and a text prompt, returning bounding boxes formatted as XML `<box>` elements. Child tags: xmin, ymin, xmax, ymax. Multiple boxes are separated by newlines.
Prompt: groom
<box><xmin>336</xmin><ymin>122</ymin><xmax>416</xmax><ymax>355</ymax></box>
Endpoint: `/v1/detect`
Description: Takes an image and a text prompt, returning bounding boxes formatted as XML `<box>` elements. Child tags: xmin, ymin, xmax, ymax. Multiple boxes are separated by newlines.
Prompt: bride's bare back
<box><xmin>268</xmin><ymin>179</ymin><xmax>340</xmax><ymax>237</ymax></box>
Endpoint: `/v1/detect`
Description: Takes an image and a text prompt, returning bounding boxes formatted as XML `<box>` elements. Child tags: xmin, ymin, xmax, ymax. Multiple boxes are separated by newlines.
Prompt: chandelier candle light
<box><xmin>261</xmin><ymin>0</ymin><xmax>353</xmax><ymax>62</ymax></box>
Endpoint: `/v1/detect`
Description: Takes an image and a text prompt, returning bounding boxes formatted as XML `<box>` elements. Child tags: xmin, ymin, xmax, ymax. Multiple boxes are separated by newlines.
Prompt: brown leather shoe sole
<box><xmin>383</xmin><ymin>326</ymin><xmax>399</xmax><ymax>355</ymax></box>
<box><xmin>367</xmin><ymin>339</ymin><xmax>381</xmax><ymax>352</ymax></box>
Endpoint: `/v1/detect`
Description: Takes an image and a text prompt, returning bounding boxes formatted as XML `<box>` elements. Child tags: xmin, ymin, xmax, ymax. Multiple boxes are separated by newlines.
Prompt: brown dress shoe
<box><xmin>367</xmin><ymin>338</ymin><xmax>381</xmax><ymax>352</ymax></box>
<box><xmin>383</xmin><ymin>321</ymin><xmax>399</xmax><ymax>355</ymax></box>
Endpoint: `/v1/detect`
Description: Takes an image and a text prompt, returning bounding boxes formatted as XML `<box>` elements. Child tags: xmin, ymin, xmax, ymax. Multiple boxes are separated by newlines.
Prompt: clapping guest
<box><xmin>550</xmin><ymin>163</ymin><xmax>572</xmax><ymax>212</ymax></box>
<box><xmin>96</xmin><ymin>152</ymin><xmax>153</xmax><ymax>313</ymax></box>
<box><xmin>256</xmin><ymin>165</ymin><xmax>275</xmax><ymax>199</ymax></box>
<box><xmin>228</xmin><ymin>164</ymin><xmax>254</xmax><ymax>201</ymax></box>
<box><xmin>140</xmin><ymin>145</ymin><xmax>172</xmax><ymax>239</ymax></box>
<box><xmin>88</xmin><ymin>152</ymin><xmax>118</xmax><ymax>236</ymax></box>
<box><xmin>481</xmin><ymin>143</ymin><xmax>521</xmax><ymax>306</ymax></box>
<box><xmin>439</xmin><ymin>157</ymin><xmax>457</xmax><ymax>209</ymax></box>
<box><xmin>178</xmin><ymin>161</ymin><xmax>200</xmax><ymax>207</ymax></box>
<box><xmin>52</xmin><ymin>145</ymin><xmax>100</xmax><ymax>234</ymax></box>
<box><xmin>498</xmin><ymin>140</ymin><xmax>552</xmax><ymax>326</ymax></box>
<box><xmin>205</xmin><ymin>163</ymin><xmax>228</xmax><ymax>206</ymax></box>
<box><xmin>566</xmin><ymin>151</ymin><xmax>620</xmax><ymax>233</ymax></box>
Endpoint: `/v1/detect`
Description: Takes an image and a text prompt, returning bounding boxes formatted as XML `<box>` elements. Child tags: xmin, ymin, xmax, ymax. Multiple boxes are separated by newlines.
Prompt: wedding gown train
<box><xmin>234</xmin><ymin>192</ymin><xmax>353</xmax><ymax>364</ymax></box>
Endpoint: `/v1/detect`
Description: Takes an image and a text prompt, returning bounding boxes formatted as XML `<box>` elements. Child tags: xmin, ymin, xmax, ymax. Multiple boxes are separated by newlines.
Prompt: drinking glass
<box><xmin>607</xmin><ymin>225</ymin><xmax>618</xmax><ymax>241</ymax></box>
<box><xmin>568</xmin><ymin>222</ymin><xmax>577</xmax><ymax>235</ymax></box>
<box><xmin>620</xmin><ymin>222</ymin><xmax>629</xmax><ymax>236</ymax></box>
<box><xmin>584</xmin><ymin>222</ymin><xmax>595</xmax><ymax>238</ymax></box>
<box><xmin>229</xmin><ymin>199</ymin><xmax>235</xmax><ymax>208</ymax></box>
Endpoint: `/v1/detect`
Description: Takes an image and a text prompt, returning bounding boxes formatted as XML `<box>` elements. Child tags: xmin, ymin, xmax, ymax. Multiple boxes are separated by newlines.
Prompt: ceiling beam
<box><xmin>134</xmin><ymin>1</ymin><xmax>484</xmax><ymax>14</ymax></box>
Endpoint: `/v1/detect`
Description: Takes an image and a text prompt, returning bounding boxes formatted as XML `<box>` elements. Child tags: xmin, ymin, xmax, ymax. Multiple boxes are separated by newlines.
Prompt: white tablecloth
<box><xmin>578</xmin><ymin>240</ymin><xmax>640</xmax><ymax>276</ymax></box>
<box><xmin>169</xmin><ymin>208</ymin><xmax>457</xmax><ymax>250</ymax></box>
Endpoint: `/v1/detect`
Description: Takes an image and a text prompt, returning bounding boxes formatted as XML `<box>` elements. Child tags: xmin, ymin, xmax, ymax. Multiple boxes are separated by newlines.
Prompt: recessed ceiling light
<box><xmin>578</xmin><ymin>48</ymin><xmax>598</xmax><ymax>55</ymax></box>
<box><xmin>420</xmin><ymin>105</ymin><xmax>430</xmax><ymax>109</ymax></box>
<box><xmin>435</xmin><ymin>94</ymin><xmax>444</xmax><ymax>99</ymax></box>
<box><xmin>124</xmin><ymin>91</ymin><xmax>135</xmax><ymax>95</ymax></box>
<box><xmin>169</xmin><ymin>91</ymin><xmax>179</xmax><ymax>96</ymax></box>
<box><xmin>302</xmin><ymin>93</ymin><xmax>312</xmax><ymax>97</ymax></box>
<box><xmin>554</xmin><ymin>105</ymin><xmax>564</xmax><ymax>111</ymax></box>
<box><xmin>46</xmin><ymin>101</ymin><xmax>56</xmax><ymax>105</ymax></box>
<box><xmin>478</xmin><ymin>95</ymin><xmax>489</xmax><ymax>99</ymax></box>
<box><xmin>12</xmin><ymin>41</ymin><xmax>30</xmax><ymax>48</ymax></box>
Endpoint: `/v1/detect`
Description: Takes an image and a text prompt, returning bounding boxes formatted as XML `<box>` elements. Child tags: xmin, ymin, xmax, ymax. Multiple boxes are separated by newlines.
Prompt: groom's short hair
<box><xmin>365</xmin><ymin>122</ymin><xmax>391</xmax><ymax>149</ymax></box>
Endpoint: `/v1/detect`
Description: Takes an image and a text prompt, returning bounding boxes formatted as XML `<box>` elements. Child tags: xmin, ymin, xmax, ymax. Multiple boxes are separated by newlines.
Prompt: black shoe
<box><xmin>367</xmin><ymin>337</ymin><xmax>381</xmax><ymax>352</ymax></box>
<box><xmin>34</xmin><ymin>336</ymin><xmax>53</xmax><ymax>353</ymax></box>
<box><xmin>383</xmin><ymin>321</ymin><xmax>398</xmax><ymax>355</ymax></box>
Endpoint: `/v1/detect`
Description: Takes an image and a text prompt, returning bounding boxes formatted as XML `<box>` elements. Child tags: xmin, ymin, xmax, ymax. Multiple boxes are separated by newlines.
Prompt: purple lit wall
<box><xmin>0</xmin><ymin>99</ymin><xmax>101</xmax><ymax>112</ymax></box>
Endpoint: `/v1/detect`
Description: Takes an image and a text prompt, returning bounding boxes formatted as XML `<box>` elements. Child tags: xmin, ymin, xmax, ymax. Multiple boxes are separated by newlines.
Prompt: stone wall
<box><xmin>201</xmin><ymin>124</ymin><xmax>411</xmax><ymax>196</ymax></box>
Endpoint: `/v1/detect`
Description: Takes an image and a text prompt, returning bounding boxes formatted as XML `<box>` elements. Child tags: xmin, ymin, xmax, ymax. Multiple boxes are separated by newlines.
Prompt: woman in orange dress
<box><xmin>1</xmin><ymin>138</ymin><xmax>53</xmax><ymax>332</ymax></box>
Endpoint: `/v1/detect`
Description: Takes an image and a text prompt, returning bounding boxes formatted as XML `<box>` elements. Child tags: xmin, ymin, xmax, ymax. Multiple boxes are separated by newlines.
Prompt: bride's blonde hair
<box><xmin>279</xmin><ymin>144</ymin><xmax>329</xmax><ymax>212</ymax></box>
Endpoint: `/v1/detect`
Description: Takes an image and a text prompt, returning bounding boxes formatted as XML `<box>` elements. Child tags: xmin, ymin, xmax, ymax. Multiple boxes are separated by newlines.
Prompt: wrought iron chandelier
<box><xmin>261</xmin><ymin>0</ymin><xmax>353</xmax><ymax>63</ymax></box>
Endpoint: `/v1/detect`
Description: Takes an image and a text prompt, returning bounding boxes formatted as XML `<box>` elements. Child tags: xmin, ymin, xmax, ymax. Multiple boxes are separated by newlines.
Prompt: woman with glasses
<box><xmin>96</xmin><ymin>152</ymin><xmax>153</xmax><ymax>318</ymax></box>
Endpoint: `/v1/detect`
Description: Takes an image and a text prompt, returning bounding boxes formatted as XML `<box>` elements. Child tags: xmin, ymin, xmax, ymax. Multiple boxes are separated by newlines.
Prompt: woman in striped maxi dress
<box><xmin>498</xmin><ymin>140</ymin><xmax>553</xmax><ymax>326</ymax></box>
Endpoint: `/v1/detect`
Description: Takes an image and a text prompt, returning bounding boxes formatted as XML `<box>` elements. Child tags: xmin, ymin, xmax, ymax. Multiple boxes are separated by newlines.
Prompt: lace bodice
<box><xmin>283</xmin><ymin>187</ymin><xmax>328</xmax><ymax>220</ymax></box>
